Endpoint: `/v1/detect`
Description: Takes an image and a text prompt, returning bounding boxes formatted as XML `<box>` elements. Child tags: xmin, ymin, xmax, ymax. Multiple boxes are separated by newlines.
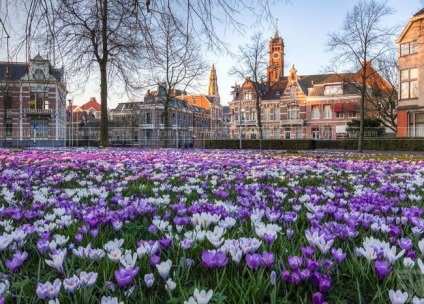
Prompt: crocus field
<box><xmin>1</xmin><ymin>148</ymin><xmax>424</xmax><ymax>304</ymax></box>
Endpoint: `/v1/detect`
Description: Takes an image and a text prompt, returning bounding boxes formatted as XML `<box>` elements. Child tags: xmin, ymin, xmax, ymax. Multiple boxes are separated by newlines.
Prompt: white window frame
<box><xmin>323</xmin><ymin>105</ymin><xmax>331</xmax><ymax>119</ymax></box>
<box><xmin>311</xmin><ymin>106</ymin><xmax>320</xmax><ymax>119</ymax></box>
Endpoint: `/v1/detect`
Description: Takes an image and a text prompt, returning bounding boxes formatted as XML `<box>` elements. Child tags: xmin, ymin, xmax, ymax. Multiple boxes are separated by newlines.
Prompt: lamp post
<box><xmin>68</xmin><ymin>99</ymin><xmax>73</xmax><ymax>147</ymax></box>
<box><xmin>239</xmin><ymin>103</ymin><xmax>245</xmax><ymax>150</ymax></box>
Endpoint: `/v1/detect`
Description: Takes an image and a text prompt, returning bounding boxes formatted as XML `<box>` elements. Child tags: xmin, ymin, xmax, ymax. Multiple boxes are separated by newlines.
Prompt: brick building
<box><xmin>0</xmin><ymin>55</ymin><xmax>67</xmax><ymax>147</ymax></box>
<box><xmin>228</xmin><ymin>30</ymin><xmax>391</xmax><ymax>140</ymax></box>
<box><xmin>397</xmin><ymin>8</ymin><xmax>424</xmax><ymax>137</ymax></box>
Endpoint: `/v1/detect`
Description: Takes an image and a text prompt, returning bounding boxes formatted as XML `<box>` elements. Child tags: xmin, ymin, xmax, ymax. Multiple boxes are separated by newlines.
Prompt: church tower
<box><xmin>208</xmin><ymin>64</ymin><xmax>219</xmax><ymax>97</ymax></box>
<box><xmin>267</xmin><ymin>29</ymin><xmax>284</xmax><ymax>88</ymax></box>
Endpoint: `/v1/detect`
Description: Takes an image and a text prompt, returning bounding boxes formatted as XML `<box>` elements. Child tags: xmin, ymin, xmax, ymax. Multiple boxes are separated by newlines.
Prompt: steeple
<box><xmin>208</xmin><ymin>64</ymin><xmax>219</xmax><ymax>97</ymax></box>
<box><xmin>267</xmin><ymin>28</ymin><xmax>285</xmax><ymax>88</ymax></box>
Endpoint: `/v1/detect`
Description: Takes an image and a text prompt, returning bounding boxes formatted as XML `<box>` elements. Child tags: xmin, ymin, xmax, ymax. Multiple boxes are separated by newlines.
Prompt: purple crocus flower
<box><xmin>150</xmin><ymin>255</ymin><xmax>161</xmax><ymax>267</ymax></box>
<box><xmin>148</xmin><ymin>224</ymin><xmax>157</xmax><ymax>235</ymax></box>
<box><xmin>290</xmin><ymin>270</ymin><xmax>302</xmax><ymax>285</ymax></box>
<box><xmin>201</xmin><ymin>251</ymin><xmax>228</xmax><ymax>268</ymax></box>
<box><xmin>318</xmin><ymin>275</ymin><xmax>332</xmax><ymax>292</ymax></box>
<box><xmin>159</xmin><ymin>238</ymin><xmax>172</xmax><ymax>249</ymax></box>
<box><xmin>270</xmin><ymin>271</ymin><xmax>277</xmax><ymax>286</ymax></box>
<box><xmin>261</xmin><ymin>252</ymin><xmax>275</xmax><ymax>268</ymax></box>
<box><xmin>5</xmin><ymin>251</ymin><xmax>28</xmax><ymax>272</ymax></box>
<box><xmin>37</xmin><ymin>239</ymin><xmax>50</xmax><ymax>255</ymax></box>
<box><xmin>281</xmin><ymin>269</ymin><xmax>291</xmax><ymax>281</ymax></box>
<box><xmin>288</xmin><ymin>256</ymin><xmax>303</xmax><ymax>270</ymax></box>
<box><xmin>115</xmin><ymin>266</ymin><xmax>139</xmax><ymax>287</ymax></box>
<box><xmin>36</xmin><ymin>279</ymin><xmax>62</xmax><ymax>300</ymax></box>
<box><xmin>312</xmin><ymin>292</ymin><xmax>328</xmax><ymax>304</ymax></box>
<box><xmin>397</xmin><ymin>238</ymin><xmax>413</xmax><ymax>251</ymax></box>
<box><xmin>75</xmin><ymin>233</ymin><xmax>83</xmax><ymax>243</ymax></box>
<box><xmin>246</xmin><ymin>253</ymin><xmax>263</xmax><ymax>270</ymax></box>
<box><xmin>374</xmin><ymin>259</ymin><xmax>393</xmax><ymax>281</ymax></box>
<box><xmin>331</xmin><ymin>248</ymin><xmax>346</xmax><ymax>264</ymax></box>
<box><xmin>263</xmin><ymin>233</ymin><xmax>277</xmax><ymax>244</ymax></box>
<box><xmin>144</xmin><ymin>273</ymin><xmax>155</xmax><ymax>288</ymax></box>
<box><xmin>301</xmin><ymin>246</ymin><xmax>315</xmax><ymax>258</ymax></box>
<box><xmin>0</xmin><ymin>296</ymin><xmax>5</xmax><ymax>304</ymax></box>
<box><xmin>306</xmin><ymin>259</ymin><xmax>319</xmax><ymax>272</ymax></box>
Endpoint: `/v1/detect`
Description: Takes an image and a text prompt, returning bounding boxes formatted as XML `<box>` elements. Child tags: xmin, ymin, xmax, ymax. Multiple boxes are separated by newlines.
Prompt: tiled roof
<box><xmin>414</xmin><ymin>8</ymin><xmax>424</xmax><ymax>16</ymax></box>
<box><xmin>262</xmin><ymin>79</ymin><xmax>288</xmax><ymax>100</ymax></box>
<box><xmin>81</xmin><ymin>98</ymin><xmax>101</xmax><ymax>112</ymax></box>
<box><xmin>0</xmin><ymin>62</ymin><xmax>27</xmax><ymax>81</ymax></box>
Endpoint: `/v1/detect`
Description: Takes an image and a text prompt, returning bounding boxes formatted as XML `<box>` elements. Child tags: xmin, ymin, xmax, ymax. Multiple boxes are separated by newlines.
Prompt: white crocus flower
<box><xmin>120</xmin><ymin>251</ymin><xmax>137</xmax><ymax>269</ymax></box>
<box><xmin>384</xmin><ymin>246</ymin><xmax>405</xmax><ymax>264</ymax></box>
<box><xmin>104</xmin><ymin>239</ymin><xmax>124</xmax><ymax>253</ymax></box>
<box><xmin>101</xmin><ymin>296</ymin><xmax>124</xmax><ymax>304</ymax></box>
<box><xmin>413</xmin><ymin>296</ymin><xmax>424</xmax><ymax>304</ymax></box>
<box><xmin>156</xmin><ymin>259</ymin><xmax>172</xmax><ymax>279</ymax></box>
<box><xmin>316</xmin><ymin>237</ymin><xmax>334</xmax><ymax>254</ymax></box>
<box><xmin>418</xmin><ymin>258</ymin><xmax>424</xmax><ymax>274</ymax></box>
<box><xmin>108</xmin><ymin>248</ymin><xmax>122</xmax><ymax>263</ymax></box>
<box><xmin>165</xmin><ymin>278</ymin><xmax>176</xmax><ymax>291</ymax></box>
<box><xmin>357</xmin><ymin>247</ymin><xmax>377</xmax><ymax>262</ymax></box>
<box><xmin>184</xmin><ymin>296</ymin><xmax>197</xmax><ymax>304</ymax></box>
<box><xmin>194</xmin><ymin>288</ymin><xmax>214</xmax><ymax>304</ymax></box>
<box><xmin>418</xmin><ymin>239</ymin><xmax>424</xmax><ymax>254</ymax></box>
<box><xmin>388</xmin><ymin>289</ymin><xmax>408</xmax><ymax>304</ymax></box>
<box><xmin>403</xmin><ymin>257</ymin><xmax>415</xmax><ymax>269</ymax></box>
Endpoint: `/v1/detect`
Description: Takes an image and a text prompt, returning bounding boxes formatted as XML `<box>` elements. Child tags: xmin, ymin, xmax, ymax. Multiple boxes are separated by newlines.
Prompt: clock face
<box><xmin>273</xmin><ymin>52</ymin><xmax>279</xmax><ymax>59</ymax></box>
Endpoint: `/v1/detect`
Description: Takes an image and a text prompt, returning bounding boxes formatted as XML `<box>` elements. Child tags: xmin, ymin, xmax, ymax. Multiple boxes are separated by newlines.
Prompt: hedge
<box><xmin>205</xmin><ymin>138</ymin><xmax>424</xmax><ymax>151</ymax></box>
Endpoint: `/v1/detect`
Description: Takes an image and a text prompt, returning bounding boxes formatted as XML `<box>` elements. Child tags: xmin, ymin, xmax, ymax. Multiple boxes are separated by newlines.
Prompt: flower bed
<box><xmin>0</xmin><ymin>148</ymin><xmax>423</xmax><ymax>303</ymax></box>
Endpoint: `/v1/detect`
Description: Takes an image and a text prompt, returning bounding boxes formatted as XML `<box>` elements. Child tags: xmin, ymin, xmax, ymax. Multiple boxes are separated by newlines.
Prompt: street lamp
<box><xmin>68</xmin><ymin>99</ymin><xmax>73</xmax><ymax>147</ymax></box>
<box><xmin>239</xmin><ymin>105</ymin><xmax>245</xmax><ymax>150</ymax></box>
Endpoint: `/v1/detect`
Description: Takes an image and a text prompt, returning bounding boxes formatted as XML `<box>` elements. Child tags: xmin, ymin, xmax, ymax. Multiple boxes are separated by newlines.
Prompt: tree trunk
<box><xmin>99</xmin><ymin>0</ymin><xmax>109</xmax><ymax>147</ymax></box>
<box><xmin>99</xmin><ymin>61</ymin><xmax>108</xmax><ymax>147</ymax></box>
<box><xmin>358</xmin><ymin>62</ymin><xmax>367</xmax><ymax>153</ymax></box>
<box><xmin>163</xmin><ymin>101</ymin><xmax>169</xmax><ymax>148</ymax></box>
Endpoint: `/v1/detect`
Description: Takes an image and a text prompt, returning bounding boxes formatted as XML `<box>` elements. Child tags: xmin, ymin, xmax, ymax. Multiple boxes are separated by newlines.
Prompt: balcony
<box><xmin>7</xmin><ymin>109</ymin><xmax>53</xmax><ymax>116</ymax></box>
<box><xmin>281</xmin><ymin>119</ymin><xmax>305</xmax><ymax>126</ymax></box>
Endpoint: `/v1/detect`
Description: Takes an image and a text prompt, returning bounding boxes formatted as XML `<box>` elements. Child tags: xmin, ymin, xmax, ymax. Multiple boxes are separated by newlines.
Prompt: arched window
<box><xmin>290</xmin><ymin>86</ymin><xmax>296</xmax><ymax>102</ymax></box>
<box><xmin>34</xmin><ymin>69</ymin><xmax>45</xmax><ymax>80</ymax></box>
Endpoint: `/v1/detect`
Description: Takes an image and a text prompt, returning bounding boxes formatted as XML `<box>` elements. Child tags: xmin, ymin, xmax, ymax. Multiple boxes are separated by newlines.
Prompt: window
<box><xmin>34</xmin><ymin>69</ymin><xmax>45</xmax><ymax>80</ymax></box>
<box><xmin>249</xmin><ymin>109</ymin><xmax>257</xmax><ymax>121</ymax></box>
<box><xmin>30</xmin><ymin>119</ymin><xmax>49</xmax><ymax>138</ymax></box>
<box><xmin>409</xmin><ymin>112</ymin><xmax>424</xmax><ymax>137</ymax></box>
<box><xmin>273</xmin><ymin>108</ymin><xmax>280</xmax><ymax>121</ymax></box>
<box><xmin>245</xmin><ymin>91</ymin><xmax>252</xmax><ymax>100</ymax></box>
<box><xmin>5</xmin><ymin>118</ymin><xmax>12</xmax><ymax>137</ymax></box>
<box><xmin>285</xmin><ymin>128</ymin><xmax>291</xmax><ymax>139</ymax></box>
<box><xmin>273</xmin><ymin>127</ymin><xmax>280</xmax><ymax>139</ymax></box>
<box><xmin>263</xmin><ymin>108</ymin><xmax>270</xmax><ymax>121</ymax></box>
<box><xmin>348</xmin><ymin>111</ymin><xmax>356</xmax><ymax>118</ymax></box>
<box><xmin>400</xmin><ymin>68</ymin><xmax>418</xmax><ymax>99</ymax></box>
<box><xmin>312</xmin><ymin>127</ymin><xmax>319</xmax><ymax>139</ymax></box>
<box><xmin>323</xmin><ymin>127</ymin><xmax>332</xmax><ymax>139</ymax></box>
<box><xmin>290</xmin><ymin>86</ymin><xmax>296</xmax><ymax>103</ymax></box>
<box><xmin>264</xmin><ymin>127</ymin><xmax>270</xmax><ymax>139</ymax></box>
<box><xmin>30</xmin><ymin>92</ymin><xmax>49</xmax><ymax>110</ymax></box>
<box><xmin>146</xmin><ymin>112</ymin><xmax>151</xmax><ymax>124</ymax></box>
<box><xmin>400</xmin><ymin>41</ymin><xmax>418</xmax><ymax>56</ymax></box>
<box><xmin>311</xmin><ymin>106</ymin><xmax>319</xmax><ymax>119</ymax></box>
<box><xmin>287</xmin><ymin>106</ymin><xmax>299</xmax><ymax>120</ymax></box>
<box><xmin>323</xmin><ymin>105</ymin><xmax>331</xmax><ymax>119</ymax></box>
<box><xmin>295</xmin><ymin>127</ymin><xmax>302</xmax><ymax>139</ymax></box>
<box><xmin>336</xmin><ymin>112</ymin><xmax>344</xmax><ymax>118</ymax></box>
<box><xmin>250</xmin><ymin>133</ymin><xmax>257</xmax><ymax>139</ymax></box>
<box><xmin>324</xmin><ymin>85</ymin><xmax>342</xmax><ymax>95</ymax></box>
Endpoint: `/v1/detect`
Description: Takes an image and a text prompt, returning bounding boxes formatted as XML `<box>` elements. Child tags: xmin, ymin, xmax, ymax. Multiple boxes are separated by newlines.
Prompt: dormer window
<box><xmin>324</xmin><ymin>85</ymin><xmax>343</xmax><ymax>95</ymax></box>
<box><xmin>34</xmin><ymin>69</ymin><xmax>45</xmax><ymax>80</ymax></box>
<box><xmin>244</xmin><ymin>91</ymin><xmax>252</xmax><ymax>100</ymax></box>
<box><xmin>290</xmin><ymin>86</ymin><xmax>296</xmax><ymax>103</ymax></box>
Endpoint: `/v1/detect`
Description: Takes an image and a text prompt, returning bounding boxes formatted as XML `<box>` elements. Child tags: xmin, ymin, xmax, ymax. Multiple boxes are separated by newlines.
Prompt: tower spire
<box><xmin>208</xmin><ymin>64</ymin><xmax>219</xmax><ymax>97</ymax></box>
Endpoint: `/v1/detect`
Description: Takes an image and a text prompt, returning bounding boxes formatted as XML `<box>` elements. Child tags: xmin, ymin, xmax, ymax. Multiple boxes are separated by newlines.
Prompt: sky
<box><xmin>0</xmin><ymin>0</ymin><xmax>422</xmax><ymax>108</ymax></box>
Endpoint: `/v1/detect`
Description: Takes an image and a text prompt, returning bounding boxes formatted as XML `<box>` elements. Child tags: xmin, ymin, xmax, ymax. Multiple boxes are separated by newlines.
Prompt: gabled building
<box><xmin>397</xmin><ymin>8</ymin><xmax>424</xmax><ymax>137</ymax></box>
<box><xmin>228</xmin><ymin>30</ymin><xmax>392</xmax><ymax>140</ymax></box>
<box><xmin>0</xmin><ymin>55</ymin><xmax>67</xmax><ymax>147</ymax></box>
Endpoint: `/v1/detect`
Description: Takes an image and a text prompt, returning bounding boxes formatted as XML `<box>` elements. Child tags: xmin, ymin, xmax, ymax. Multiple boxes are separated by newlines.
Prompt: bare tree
<box><xmin>365</xmin><ymin>53</ymin><xmax>398</xmax><ymax>132</ymax></box>
<box><xmin>2</xmin><ymin>0</ymin><xmax>290</xmax><ymax>147</ymax></box>
<box><xmin>327</xmin><ymin>0</ymin><xmax>398</xmax><ymax>152</ymax></box>
<box><xmin>148</xmin><ymin>11</ymin><xmax>208</xmax><ymax>148</ymax></box>
<box><xmin>229</xmin><ymin>32</ymin><xmax>268</xmax><ymax>144</ymax></box>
